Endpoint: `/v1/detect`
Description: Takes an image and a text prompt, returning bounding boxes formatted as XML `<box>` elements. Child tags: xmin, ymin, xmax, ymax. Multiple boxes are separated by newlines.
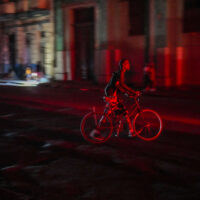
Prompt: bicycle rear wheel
<box><xmin>80</xmin><ymin>112</ymin><xmax>113</xmax><ymax>144</ymax></box>
<box><xmin>133</xmin><ymin>109</ymin><xmax>162</xmax><ymax>141</ymax></box>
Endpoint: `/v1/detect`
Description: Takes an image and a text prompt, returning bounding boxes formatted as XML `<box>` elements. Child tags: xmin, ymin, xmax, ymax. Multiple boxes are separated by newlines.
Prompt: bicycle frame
<box><xmin>102</xmin><ymin>95</ymin><xmax>142</xmax><ymax>128</ymax></box>
<box><xmin>128</xmin><ymin>96</ymin><xmax>141</xmax><ymax>118</ymax></box>
<box><xmin>81</xmin><ymin>93</ymin><xmax>162</xmax><ymax>143</ymax></box>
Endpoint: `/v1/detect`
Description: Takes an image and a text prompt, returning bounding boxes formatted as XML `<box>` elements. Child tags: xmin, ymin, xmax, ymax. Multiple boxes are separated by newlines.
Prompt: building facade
<box><xmin>0</xmin><ymin>0</ymin><xmax>199</xmax><ymax>87</ymax></box>
<box><xmin>54</xmin><ymin>0</ymin><xmax>200</xmax><ymax>87</ymax></box>
<box><xmin>0</xmin><ymin>0</ymin><xmax>54</xmax><ymax>79</ymax></box>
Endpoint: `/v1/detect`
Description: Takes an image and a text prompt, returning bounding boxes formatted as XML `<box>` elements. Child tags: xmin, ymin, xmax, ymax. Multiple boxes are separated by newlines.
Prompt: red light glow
<box><xmin>164</xmin><ymin>48</ymin><xmax>171</xmax><ymax>87</ymax></box>
<box><xmin>176</xmin><ymin>47</ymin><xmax>184</xmax><ymax>86</ymax></box>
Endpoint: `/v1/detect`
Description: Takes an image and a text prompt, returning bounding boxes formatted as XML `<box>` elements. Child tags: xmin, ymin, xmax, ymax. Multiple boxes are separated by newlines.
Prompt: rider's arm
<box><xmin>117</xmin><ymin>71</ymin><xmax>137</xmax><ymax>96</ymax></box>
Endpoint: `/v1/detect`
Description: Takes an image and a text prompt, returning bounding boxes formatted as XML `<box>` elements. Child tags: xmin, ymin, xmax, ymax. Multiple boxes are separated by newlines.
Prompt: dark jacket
<box><xmin>105</xmin><ymin>70</ymin><xmax>136</xmax><ymax>97</ymax></box>
<box><xmin>105</xmin><ymin>71</ymin><xmax>120</xmax><ymax>96</ymax></box>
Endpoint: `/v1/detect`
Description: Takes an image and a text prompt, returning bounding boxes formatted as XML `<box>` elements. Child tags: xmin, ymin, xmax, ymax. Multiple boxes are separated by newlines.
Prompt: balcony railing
<box><xmin>0</xmin><ymin>0</ymin><xmax>50</xmax><ymax>15</ymax></box>
<box><xmin>29</xmin><ymin>0</ymin><xmax>50</xmax><ymax>10</ymax></box>
<box><xmin>0</xmin><ymin>2</ymin><xmax>15</xmax><ymax>15</ymax></box>
<box><xmin>0</xmin><ymin>0</ymin><xmax>50</xmax><ymax>20</ymax></box>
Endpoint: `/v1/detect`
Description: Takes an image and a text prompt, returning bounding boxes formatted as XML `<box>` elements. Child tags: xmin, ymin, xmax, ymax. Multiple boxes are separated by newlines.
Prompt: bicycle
<box><xmin>80</xmin><ymin>92</ymin><xmax>163</xmax><ymax>144</ymax></box>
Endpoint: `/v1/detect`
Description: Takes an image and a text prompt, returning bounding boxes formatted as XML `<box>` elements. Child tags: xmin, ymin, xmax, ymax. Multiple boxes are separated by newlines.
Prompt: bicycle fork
<box><xmin>93</xmin><ymin>106</ymin><xmax>107</xmax><ymax>128</ymax></box>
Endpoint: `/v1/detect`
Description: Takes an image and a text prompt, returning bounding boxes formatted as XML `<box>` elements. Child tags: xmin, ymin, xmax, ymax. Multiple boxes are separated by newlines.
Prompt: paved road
<box><xmin>0</xmin><ymin>84</ymin><xmax>199</xmax><ymax>134</ymax></box>
<box><xmin>0</xmin><ymin>86</ymin><xmax>200</xmax><ymax>199</ymax></box>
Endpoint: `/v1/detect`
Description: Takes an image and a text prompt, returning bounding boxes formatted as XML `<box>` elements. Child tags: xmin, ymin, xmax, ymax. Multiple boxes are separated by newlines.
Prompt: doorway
<box><xmin>9</xmin><ymin>34</ymin><xmax>17</xmax><ymax>76</ymax></box>
<box><xmin>74</xmin><ymin>7</ymin><xmax>95</xmax><ymax>81</ymax></box>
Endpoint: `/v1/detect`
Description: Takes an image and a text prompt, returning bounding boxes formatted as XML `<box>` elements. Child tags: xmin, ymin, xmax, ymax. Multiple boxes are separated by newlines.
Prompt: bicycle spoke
<box><xmin>137</xmin><ymin>127</ymin><xmax>144</xmax><ymax>135</ymax></box>
<box><xmin>99</xmin><ymin>126</ymin><xmax>112</xmax><ymax>129</ymax></box>
<box><xmin>147</xmin><ymin>125</ymin><xmax>151</xmax><ymax>137</ymax></box>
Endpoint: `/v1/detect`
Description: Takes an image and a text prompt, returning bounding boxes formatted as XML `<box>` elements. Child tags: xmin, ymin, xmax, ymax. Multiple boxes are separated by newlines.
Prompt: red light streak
<box><xmin>71</xmin><ymin>50</ymin><xmax>75</xmax><ymax>80</ymax></box>
<box><xmin>164</xmin><ymin>48</ymin><xmax>171</xmax><ymax>87</ymax></box>
<box><xmin>176</xmin><ymin>47</ymin><xmax>183</xmax><ymax>86</ymax></box>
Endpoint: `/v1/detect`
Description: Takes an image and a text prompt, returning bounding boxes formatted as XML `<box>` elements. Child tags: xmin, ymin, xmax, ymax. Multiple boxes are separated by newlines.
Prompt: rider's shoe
<box><xmin>128</xmin><ymin>130</ymin><xmax>136</xmax><ymax>137</ymax></box>
<box><xmin>113</xmin><ymin>120</ymin><xmax>122</xmax><ymax>137</ymax></box>
<box><xmin>113</xmin><ymin>131</ymin><xmax>119</xmax><ymax>137</ymax></box>
<box><xmin>90</xmin><ymin>129</ymin><xmax>105</xmax><ymax>141</ymax></box>
<box><xmin>113</xmin><ymin>126</ymin><xmax>121</xmax><ymax>137</ymax></box>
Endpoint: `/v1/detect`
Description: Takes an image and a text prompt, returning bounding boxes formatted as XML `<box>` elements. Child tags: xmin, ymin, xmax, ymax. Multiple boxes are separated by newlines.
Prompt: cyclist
<box><xmin>104</xmin><ymin>58</ymin><xmax>139</xmax><ymax>137</ymax></box>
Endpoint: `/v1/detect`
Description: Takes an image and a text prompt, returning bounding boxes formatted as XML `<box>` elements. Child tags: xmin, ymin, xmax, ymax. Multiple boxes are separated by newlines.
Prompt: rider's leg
<box><xmin>125</xmin><ymin>114</ymin><xmax>136</xmax><ymax>137</ymax></box>
<box><xmin>117</xmin><ymin>100</ymin><xmax>135</xmax><ymax>137</ymax></box>
<box><xmin>113</xmin><ymin>119</ymin><xmax>122</xmax><ymax>137</ymax></box>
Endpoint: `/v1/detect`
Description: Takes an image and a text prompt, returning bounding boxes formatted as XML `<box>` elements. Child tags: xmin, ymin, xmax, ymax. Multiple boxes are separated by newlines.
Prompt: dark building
<box><xmin>1</xmin><ymin>0</ymin><xmax>200</xmax><ymax>87</ymax></box>
<box><xmin>54</xmin><ymin>0</ymin><xmax>200</xmax><ymax>87</ymax></box>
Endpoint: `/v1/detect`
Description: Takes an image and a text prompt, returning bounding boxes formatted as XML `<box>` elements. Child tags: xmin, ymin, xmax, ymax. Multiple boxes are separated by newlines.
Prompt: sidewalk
<box><xmin>0</xmin><ymin>77</ymin><xmax>49</xmax><ymax>87</ymax></box>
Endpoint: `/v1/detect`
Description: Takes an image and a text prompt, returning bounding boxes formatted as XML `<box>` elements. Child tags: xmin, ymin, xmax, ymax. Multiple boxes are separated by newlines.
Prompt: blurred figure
<box><xmin>25</xmin><ymin>66</ymin><xmax>32</xmax><ymax>80</ymax></box>
<box><xmin>36</xmin><ymin>61</ymin><xmax>45</xmax><ymax>79</ymax></box>
<box><xmin>143</xmin><ymin>62</ymin><xmax>156</xmax><ymax>92</ymax></box>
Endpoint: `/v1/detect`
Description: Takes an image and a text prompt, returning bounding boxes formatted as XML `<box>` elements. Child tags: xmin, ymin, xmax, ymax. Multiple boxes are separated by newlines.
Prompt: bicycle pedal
<box><xmin>128</xmin><ymin>134</ymin><xmax>136</xmax><ymax>138</ymax></box>
<box><xmin>113</xmin><ymin>132</ymin><xmax>119</xmax><ymax>137</ymax></box>
<box><xmin>128</xmin><ymin>131</ymin><xmax>136</xmax><ymax>137</ymax></box>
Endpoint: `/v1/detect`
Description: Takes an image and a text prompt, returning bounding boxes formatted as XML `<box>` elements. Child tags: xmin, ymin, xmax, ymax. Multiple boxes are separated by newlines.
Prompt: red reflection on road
<box><xmin>165</xmin><ymin>48</ymin><xmax>171</xmax><ymax>87</ymax></box>
<box><xmin>176</xmin><ymin>47</ymin><xmax>184</xmax><ymax>86</ymax></box>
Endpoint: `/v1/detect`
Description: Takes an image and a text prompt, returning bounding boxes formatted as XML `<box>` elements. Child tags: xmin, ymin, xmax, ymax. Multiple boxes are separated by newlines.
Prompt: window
<box><xmin>183</xmin><ymin>0</ymin><xmax>200</xmax><ymax>33</ymax></box>
<box><xmin>129</xmin><ymin>0</ymin><xmax>147</xmax><ymax>35</ymax></box>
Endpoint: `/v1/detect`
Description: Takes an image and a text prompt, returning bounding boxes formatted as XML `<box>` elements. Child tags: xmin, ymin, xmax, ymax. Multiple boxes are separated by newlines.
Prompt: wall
<box><xmin>56</xmin><ymin>0</ymin><xmax>200</xmax><ymax>87</ymax></box>
<box><xmin>59</xmin><ymin>0</ymin><xmax>146</xmax><ymax>85</ymax></box>
<box><xmin>182</xmin><ymin>33</ymin><xmax>200</xmax><ymax>86</ymax></box>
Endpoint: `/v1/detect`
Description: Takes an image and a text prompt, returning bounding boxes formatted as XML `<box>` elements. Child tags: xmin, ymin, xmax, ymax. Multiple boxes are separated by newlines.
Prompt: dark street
<box><xmin>1</xmin><ymin>0</ymin><xmax>200</xmax><ymax>199</ymax></box>
<box><xmin>0</xmin><ymin>84</ymin><xmax>199</xmax><ymax>200</ymax></box>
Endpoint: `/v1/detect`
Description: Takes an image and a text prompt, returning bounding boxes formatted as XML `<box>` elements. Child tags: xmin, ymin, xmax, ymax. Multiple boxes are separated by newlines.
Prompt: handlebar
<box><xmin>128</xmin><ymin>91</ymin><xmax>142</xmax><ymax>99</ymax></box>
<box><xmin>103</xmin><ymin>91</ymin><xmax>142</xmax><ymax>103</ymax></box>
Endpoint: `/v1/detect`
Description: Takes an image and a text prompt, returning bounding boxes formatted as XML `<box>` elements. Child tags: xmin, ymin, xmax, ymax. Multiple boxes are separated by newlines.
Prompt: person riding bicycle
<box><xmin>104</xmin><ymin>58</ymin><xmax>139</xmax><ymax>137</ymax></box>
<box><xmin>82</xmin><ymin>59</ymin><xmax>162</xmax><ymax>143</ymax></box>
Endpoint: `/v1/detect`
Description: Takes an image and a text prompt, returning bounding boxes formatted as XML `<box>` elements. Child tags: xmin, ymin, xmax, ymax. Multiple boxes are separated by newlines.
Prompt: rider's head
<box><xmin>119</xmin><ymin>59</ymin><xmax>131</xmax><ymax>72</ymax></box>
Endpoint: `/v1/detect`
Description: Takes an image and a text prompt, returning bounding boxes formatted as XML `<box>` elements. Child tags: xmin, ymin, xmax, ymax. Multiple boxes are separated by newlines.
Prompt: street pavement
<box><xmin>0</xmin><ymin>80</ymin><xmax>200</xmax><ymax>199</ymax></box>
<box><xmin>0</xmin><ymin>94</ymin><xmax>200</xmax><ymax>199</ymax></box>
<box><xmin>0</xmin><ymin>79</ymin><xmax>199</xmax><ymax>135</ymax></box>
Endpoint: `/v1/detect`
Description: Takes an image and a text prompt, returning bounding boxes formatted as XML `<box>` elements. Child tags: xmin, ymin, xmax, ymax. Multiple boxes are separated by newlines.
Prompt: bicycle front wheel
<box><xmin>133</xmin><ymin>109</ymin><xmax>163</xmax><ymax>141</ymax></box>
<box><xmin>80</xmin><ymin>112</ymin><xmax>113</xmax><ymax>144</ymax></box>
